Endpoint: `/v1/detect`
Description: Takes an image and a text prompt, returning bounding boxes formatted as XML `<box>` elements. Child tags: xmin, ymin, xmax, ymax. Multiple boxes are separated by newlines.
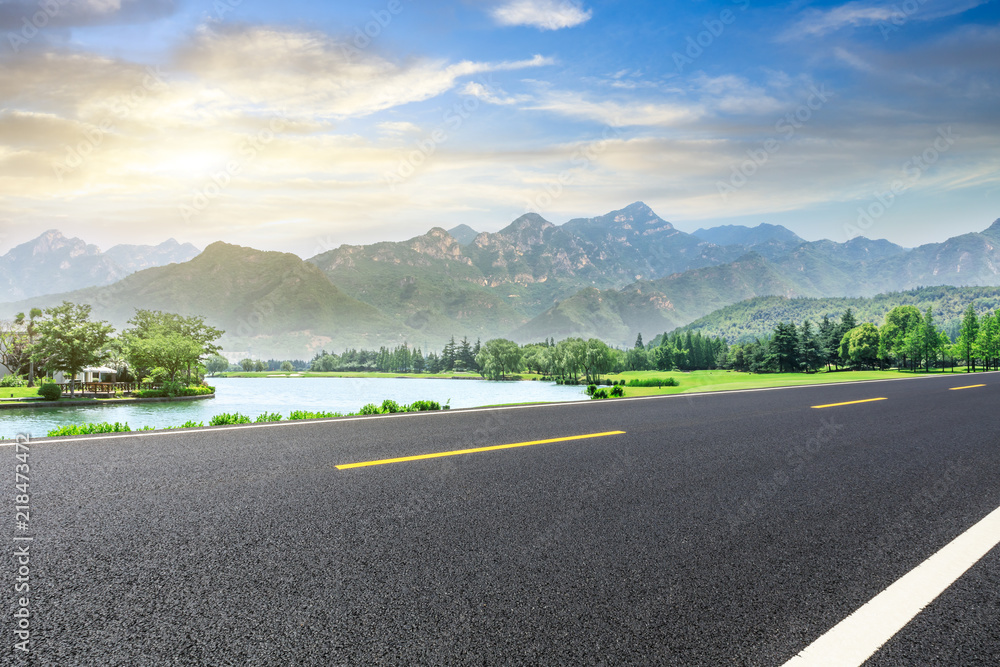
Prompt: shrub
<box><xmin>288</xmin><ymin>410</ymin><xmax>339</xmax><ymax>420</ymax></box>
<box><xmin>626</xmin><ymin>377</ymin><xmax>679</xmax><ymax>388</ymax></box>
<box><xmin>380</xmin><ymin>399</ymin><xmax>403</xmax><ymax>414</ymax></box>
<box><xmin>0</xmin><ymin>374</ymin><xmax>25</xmax><ymax>387</ymax></box>
<box><xmin>209</xmin><ymin>412</ymin><xmax>252</xmax><ymax>426</ymax></box>
<box><xmin>407</xmin><ymin>400</ymin><xmax>441</xmax><ymax>412</ymax></box>
<box><xmin>359</xmin><ymin>403</ymin><xmax>382</xmax><ymax>415</ymax></box>
<box><xmin>47</xmin><ymin>421</ymin><xmax>131</xmax><ymax>436</ymax></box>
<box><xmin>586</xmin><ymin>384</ymin><xmax>597</xmax><ymax>396</ymax></box>
<box><xmin>255</xmin><ymin>412</ymin><xmax>283</xmax><ymax>423</ymax></box>
<box><xmin>591</xmin><ymin>388</ymin><xmax>609</xmax><ymax>400</ymax></box>
<box><xmin>38</xmin><ymin>383</ymin><xmax>62</xmax><ymax>401</ymax></box>
<box><xmin>180</xmin><ymin>420</ymin><xmax>204</xmax><ymax>428</ymax></box>
<box><xmin>610</xmin><ymin>384</ymin><xmax>625</xmax><ymax>397</ymax></box>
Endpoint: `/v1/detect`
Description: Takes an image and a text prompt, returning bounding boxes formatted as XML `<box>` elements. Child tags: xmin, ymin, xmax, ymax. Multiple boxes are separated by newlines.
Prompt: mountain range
<box><xmin>0</xmin><ymin>230</ymin><xmax>199</xmax><ymax>302</ymax></box>
<box><xmin>2</xmin><ymin>204</ymin><xmax>999</xmax><ymax>357</ymax></box>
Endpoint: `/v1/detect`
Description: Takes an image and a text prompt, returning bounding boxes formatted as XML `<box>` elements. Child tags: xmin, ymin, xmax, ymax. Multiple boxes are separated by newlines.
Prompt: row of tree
<box><xmin>305</xmin><ymin>337</ymin><xmax>484</xmax><ymax>375</ymax></box>
<box><xmin>0</xmin><ymin>302</ymin><xmax>223</xmax><ymax>395</ymax></box>
<box><xmin>721</xmin><ymin>304</ymin><xmax>1000</xmax><ymax>374</ymax></box>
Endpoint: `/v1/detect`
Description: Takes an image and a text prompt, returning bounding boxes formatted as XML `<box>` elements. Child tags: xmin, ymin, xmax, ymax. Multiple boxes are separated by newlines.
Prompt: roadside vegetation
<box><xmin>40</xmin><ymin>398</ymin><xmax>447</xmax><ymax>437</ymax></box>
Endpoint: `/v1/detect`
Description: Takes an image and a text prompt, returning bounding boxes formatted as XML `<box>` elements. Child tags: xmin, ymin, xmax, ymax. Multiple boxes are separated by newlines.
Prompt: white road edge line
<box><xmin>3</xmin><ymin>370</ymin><xmax>996</xmax><ymax>447</ymax></box>
<box><xmin>783</xmin><ymin>503</ymin><xmax>1000</xmax><ymax>666</ymax></box>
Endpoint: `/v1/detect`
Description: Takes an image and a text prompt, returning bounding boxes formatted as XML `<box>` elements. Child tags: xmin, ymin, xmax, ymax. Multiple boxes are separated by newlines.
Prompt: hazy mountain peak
<box><xmin>447</xmin><ymin>224</ymin><xmax>478</xmax><ymax>246</ymax></box>
<box><xmin>692</xmin><ymin>223</ymin><xmax>803</xmax><ymax>247</ymax></box>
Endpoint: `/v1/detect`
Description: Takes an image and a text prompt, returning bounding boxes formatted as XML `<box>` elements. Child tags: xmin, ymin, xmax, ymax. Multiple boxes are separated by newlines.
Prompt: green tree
<box><xmin>13</xmin><ymin>307</ymin><xmax>43</xmax><ymax>387</ymax></box>
<box><xmin>475</xmin><ymin>339</ymin><xmax>523</xmax><ymax>381</ymax></box>
<box><xmin>280</xmin><ymin>360</ymin><xmax>294</xmax><ymax>372</ymax></box>
<box><xmin>634</xmin><ymin>333</ymin><xmax>644</xmax><ymax>350</ymax></box>
<box><xmin>845</xmin><ymin>323</ymin><xmax>880</xmax><ymax>369</ymax></box>
<box><xmin>880</xmin><ymin>305</ymin><xmax>922</xmax><ymax>369</ymax></box>
<box><xmin>128</xmin><ymin>334</ymin><xmax>204</xmax><ymax>382</ymax></box>
<box><xmin>770</xmin><ymin>322</ymin><xmax>799</xmax><ymax>372</ymax></box>
<box><xmin>956</xmin><ymin>305</ymin><xmax>979</xmax><ymax>372</ymax></box>
<box><xmin>974</xmin><ymin>311</ymin><xmax>998</xmax><ymax>372</ymax></box>
<box><xmin>30</xmin><ymin>302</ymin><xmax>115</xmax><ymax>396</ymax></box>
<box><xmin>798</xmin><ymin>320</ymin><xmax>824</xmax><ymax>373</ymax></box>
<box><xmin>123</xmin><ymin>310</ymin><xmax>223</xmax><ymax>381</ymax></box>
<box><xmin>205</xmin><ymin>355</ymin><xmax>230</xmax><ymax>376</ymax></box>
<box><xmin>582</xmin><ymin>338</ymin><xmax>615</xmax><ymax>383</ymax></box>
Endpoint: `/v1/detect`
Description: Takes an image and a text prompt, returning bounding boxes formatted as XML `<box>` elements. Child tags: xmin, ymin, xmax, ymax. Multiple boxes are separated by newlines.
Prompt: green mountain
<box><xmin>5</xmin><ymin>206</ymin><xmax>1000</xmax><ymax>358</ymax></box>
<box><xmin>1</xmin><ymin>242</ymin><xmax>411</xmax><ymax>359</ymax></box>
<box><xmin>308</xmin><ymin>228</ymin><xmax>525</xmax><ymax>341</ymax></box>
<box><xmin>671</xmin><ymin>285</ymin><xmax>1000</xmax><ymax>343</ymax></box>
<box><xmin>513</xmin><ymin>254</ymin><xmax>813</xmax><ymax>344</ymax></box>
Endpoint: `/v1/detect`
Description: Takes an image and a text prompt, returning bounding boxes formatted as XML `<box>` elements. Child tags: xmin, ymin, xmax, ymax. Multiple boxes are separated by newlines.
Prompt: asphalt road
<box><xmin>3</xmin><ymin>372</ymin><xmax>999</xmax><ymax>665</ymax></box>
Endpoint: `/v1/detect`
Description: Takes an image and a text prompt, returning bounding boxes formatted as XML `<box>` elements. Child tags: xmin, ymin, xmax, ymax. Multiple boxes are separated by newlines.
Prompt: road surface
<box><xmin>3</xmin><ymin>372</ymin><xmax>999</xmax><ymax>665</ymax></box>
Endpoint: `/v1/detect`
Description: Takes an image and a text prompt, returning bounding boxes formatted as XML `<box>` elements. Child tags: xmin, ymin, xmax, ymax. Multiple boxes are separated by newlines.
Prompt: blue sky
<box><xmin>0</xmin><ymin>0</ymin><xmax>997</xmax><ymax>256</ymax></box>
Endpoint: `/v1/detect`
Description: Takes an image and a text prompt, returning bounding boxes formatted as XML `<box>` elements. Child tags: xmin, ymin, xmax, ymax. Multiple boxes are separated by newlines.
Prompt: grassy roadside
<box><xmin>608</xmin><ymin>368</ymin><xmax>974</xmax><ymax>397</ymax></box>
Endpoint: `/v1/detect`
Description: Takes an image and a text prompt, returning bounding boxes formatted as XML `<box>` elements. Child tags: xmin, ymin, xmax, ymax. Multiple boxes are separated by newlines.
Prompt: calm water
<box><xmin>0</xmin><ymin>377</ymin><xmax>586</xmax><ymax>439</ymax></box>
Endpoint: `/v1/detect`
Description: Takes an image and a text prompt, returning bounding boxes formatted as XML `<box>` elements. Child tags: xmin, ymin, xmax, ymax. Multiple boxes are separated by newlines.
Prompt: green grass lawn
<box><xmin>0</xmin><ymin>386</ymin><xmax>109</xmax><ymax>402</ymax></box>
<box><xmin>0</xmin><ymin>387</ymin><xmax>41</xmax><ymax>399</ymax></box>
<box><xmin>607</xmin><ymin>368</ymin><xmax>969</xmax><ymax>397</ymax></box>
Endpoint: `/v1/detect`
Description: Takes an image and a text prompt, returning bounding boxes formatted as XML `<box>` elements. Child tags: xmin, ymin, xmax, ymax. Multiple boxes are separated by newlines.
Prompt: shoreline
<box><xmin>0</xmin><ymin>393</ymin><xmax>215</xmax><ymax>410</ymax></box>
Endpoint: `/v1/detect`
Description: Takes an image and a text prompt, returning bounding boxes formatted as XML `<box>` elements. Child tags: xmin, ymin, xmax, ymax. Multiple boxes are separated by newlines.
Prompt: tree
<box><xmin>122</xmin><ymin>310</ymin><xmax>223</xmax><ymax>381</ymax></box>
<box><xmin>973</xmin><ymin>311</ymin><xmax>997</xmax><ymax>372</ymax></box>
<box><xmin>128</xmin><ymin>334</ymin><xmax>204</xmax><ymax>382</ymax></box>
<box><xmin>442</xmin><ymin>336</ymin><xmax>457</xmax><ymax>372</ymax></box>
<box><xmin>634</xmin><ymin>333</ymin><xmax>644</xmax><ymax>350</ymax></box>
<box><xmin>880</xmin><ymin>305</ymin><xmax>922</xmax><ymax>369</ymax></box>
<box><xmin>770</xmin><ymin>322</ymin><xmax>799</xmax><ymax>372</ymax></box>
<box><xmin>957</xmin><ymin>305</ymin><xmax>979</xmax><ymax>372</ymax></box>
<box><xmin>240</xmin><ymin>358</ymin><xmax>255</xmax><ymax>372</ymax></box>
<box><xmin>0</xmin><ymin>319</ymin><xmax>31</xmax><ymax>380</ymax></box>
<box><xmin>798</xmin><ymin>320</ymin><xmax>824</xmax><ymax>373</ymax></box>
<box><xmin>918</xmin><ymin>307</ymin><xmax>943</xmax><ymax>372</ymax></box>
<box><xmin>457</xmin><ymin>337</ymin><xmax>475</xmax><ymax>371</ymax></box>
<box><xmin>844</xmin><ymin>323</ymin><xmax>880</xmax><ymax>368</ymax></box>
<box><xmin>582</xmin><ymin>338</ymin><xmax>615</xmax><ymax>382</ymax></box>
<box><xmin>476</xmin><ymin>339</ymin><xmax>523</xmax><ymax>381</ymax></box>
<box><xmin>13</xmin><ymin>307</ymin><xmax>42</xmax><ymax>386</ymax></box>
<box><xmin>30</xmin><ymin>302</ymin><xmax>114</xmax><ymax>396</ymax></box>
<box><xmin>205</xmin><ymin>355</ymin><xmax>230</xmax><ymax>376</ymax></box>
<box><xmin>280</xmin><ymin>361</ymin><xmax>294</xmax><ymax>372</ymax></box>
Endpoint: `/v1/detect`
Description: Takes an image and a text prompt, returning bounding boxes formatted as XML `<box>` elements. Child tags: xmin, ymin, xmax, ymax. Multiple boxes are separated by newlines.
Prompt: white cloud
<box><xmin>175</xmin><ymin>26</ymin><xmax>552</xmax><ymax>120</ymax></box>
<box><xmin>782</xmin><ymin>0</ymin><xmax>989</xmax><ymax>39</ymax></box>
<box><xmin>528</xmin><ymin>90</ymin><xmax>702</xmax><ymax>127</ymax></box>
<box><xmin>461</xmin><ymin>81</ymin><xmax>528</xmax><ymax>105</ymax></box>
<box><xmin>491</xmin><ymin>0</ymin><xmax>592</xmax><ymax>30</ymax></box>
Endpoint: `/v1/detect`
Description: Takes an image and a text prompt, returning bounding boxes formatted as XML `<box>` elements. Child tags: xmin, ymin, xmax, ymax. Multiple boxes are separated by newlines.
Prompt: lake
<box><xmin>1</xmin><ymin>377</ymin><xmax>587</xmax><ymax>439</ymax></box>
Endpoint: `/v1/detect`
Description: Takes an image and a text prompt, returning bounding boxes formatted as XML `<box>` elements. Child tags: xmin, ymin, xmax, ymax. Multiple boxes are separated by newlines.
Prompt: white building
<box><xmin>53</xmin><ymin>367</ymin><xmax>119</xmax><ymax>384</ymax></box>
